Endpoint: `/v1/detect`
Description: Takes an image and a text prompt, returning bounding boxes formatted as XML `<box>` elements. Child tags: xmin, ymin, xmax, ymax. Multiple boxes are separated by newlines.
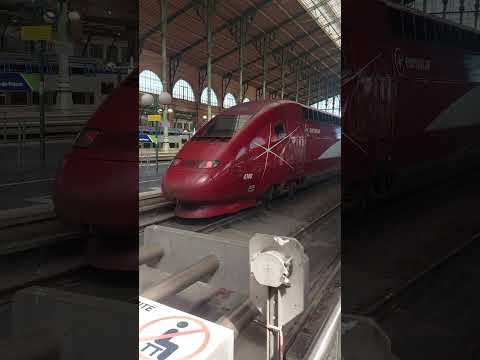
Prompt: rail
<box><xmin>304</xmin><ymin>296</ymin><xmax>341</xmax><ymax>360</ymax></box>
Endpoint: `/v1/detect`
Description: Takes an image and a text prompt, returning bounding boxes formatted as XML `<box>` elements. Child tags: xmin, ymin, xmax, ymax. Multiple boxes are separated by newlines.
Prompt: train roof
<box><xmin>219</xmin><ymin>99</ymin><xmax>339</xmax><ymax>118</ymax></box>
<box><xmin>382</xmin><ymin>0</ymin><xmax>480</xmax><ymax>35</ymax></box>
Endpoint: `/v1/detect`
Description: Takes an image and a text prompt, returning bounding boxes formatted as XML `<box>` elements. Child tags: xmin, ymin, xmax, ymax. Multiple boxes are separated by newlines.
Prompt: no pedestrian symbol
<box><xmin>139</xmin><ymin>316</ymin><xmax>210</xmax><ymax>360</ymax></box>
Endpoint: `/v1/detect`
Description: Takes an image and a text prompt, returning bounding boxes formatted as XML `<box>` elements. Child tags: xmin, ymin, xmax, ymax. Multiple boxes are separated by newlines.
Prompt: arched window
<box><xmin>139</xmin><ymin>70</ymin><xmax>163</xmax><ymax>94</ymax></box>
<box><xmin>200</xmin><ymin>87</ymin><xmax>218</xmax><ymax>106</ymax></box>
<box><xmin>223</xmin><ymin>93</ymin><xmax>236</xmax><ymax>108</ymax></box>
<box><xmin>172</xmin><ymin>79</ymin><xmax>195</xmax><ymax>102</ymax></box>
<box><xmin>243</xmin><ymin>98</ymin><xmax>250</xmax><ymax>103</ymax></box>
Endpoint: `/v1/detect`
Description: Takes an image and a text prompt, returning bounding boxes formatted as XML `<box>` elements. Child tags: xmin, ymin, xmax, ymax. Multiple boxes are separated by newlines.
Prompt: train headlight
<box><xmin>197</xmin><ymin>160</ymin><xmax>220</xmax><ymax>169</ymax></box>
<box><xmin>170</xmin><ymin>158</ymin><xmax>182</xmax><ymax>167</ymax></box>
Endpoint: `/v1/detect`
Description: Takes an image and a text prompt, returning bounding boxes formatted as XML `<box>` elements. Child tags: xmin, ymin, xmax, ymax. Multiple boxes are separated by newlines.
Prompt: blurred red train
<box><xmin>53</xmin><ymin>70</ymin><xmax>138</xmax><ymax>237</ymax></box>
<box><xmin>342</xmin><ymin>0</ymin><xmax>480</xmax><ymax>207</ymax></box>
<box><xmin>162</xmin><ymin>100</ymin><xmax>341</xmax><ymax>218</ymax></box>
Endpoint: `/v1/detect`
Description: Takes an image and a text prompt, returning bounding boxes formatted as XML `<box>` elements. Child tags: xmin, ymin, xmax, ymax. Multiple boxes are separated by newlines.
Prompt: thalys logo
<box><xmin>393</xmin><ymin>48</ymin><xmax>431</xmax><ymax>76</ymax></box>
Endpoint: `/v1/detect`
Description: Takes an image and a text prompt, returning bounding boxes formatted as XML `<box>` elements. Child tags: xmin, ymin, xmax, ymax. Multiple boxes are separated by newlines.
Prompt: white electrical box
<box><xmin>139</xmin><ymin>296</ymin><xmax>234</xmax><ymax>360</ymax></box>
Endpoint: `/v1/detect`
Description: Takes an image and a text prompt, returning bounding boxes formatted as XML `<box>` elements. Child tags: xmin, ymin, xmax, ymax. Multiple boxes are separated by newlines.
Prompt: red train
<box><xmin>53</xmin><ymin>70</ymin><xmax>138</xmax><ymax>237</ymax></box>
<box><xmin>162</xmin><ymin>100</ymin><xmax>340</xmax><ymax>218</ymax></box>
<box><xmin>342</xmin><ymin>0</ymin><xmax>480</xmax><ymax>207</ymax></box>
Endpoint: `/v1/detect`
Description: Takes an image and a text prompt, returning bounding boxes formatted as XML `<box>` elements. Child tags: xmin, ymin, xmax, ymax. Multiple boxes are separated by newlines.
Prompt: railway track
<box><xmin>138</xmin><ymin>182</ymin><xmax>341</xmax><ymax>358</ymax></box>
<box><xmin>358</xmin><ymin>231</ymin><xmax>480</xmax><ymax>319</ymax></box>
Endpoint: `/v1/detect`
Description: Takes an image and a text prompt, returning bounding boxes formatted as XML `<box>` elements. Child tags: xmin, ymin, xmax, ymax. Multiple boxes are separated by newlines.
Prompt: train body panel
<box><xmin>162</xmin><ymin>100</ymin><xmax>340</xmax><ymax>218</ymax></box>
<box><xmin>53</xmin><ymin>70</ymin><xmax>138</xmax><ymax>236</ymax></box>
<box><xmin>343</xmin><ymin>0</ymin><xmax>480</xmax><ymax>202</ymax></box>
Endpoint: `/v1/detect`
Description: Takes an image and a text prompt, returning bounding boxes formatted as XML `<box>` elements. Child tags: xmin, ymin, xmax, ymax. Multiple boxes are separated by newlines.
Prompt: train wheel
<box><xmin>264</xmin><ymin>186</ymin><xmax>275</xmax><ymax>209</ymax></box>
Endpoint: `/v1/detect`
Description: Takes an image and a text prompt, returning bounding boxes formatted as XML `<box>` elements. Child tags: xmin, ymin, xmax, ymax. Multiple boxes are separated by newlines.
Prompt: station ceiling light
<box><xmin>297</xmin><ymin>0</ymin><xmax>341</xmax><ymax>48</ymax></box>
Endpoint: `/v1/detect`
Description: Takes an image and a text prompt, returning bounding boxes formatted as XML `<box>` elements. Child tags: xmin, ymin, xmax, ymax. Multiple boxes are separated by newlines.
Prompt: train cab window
<box><xmin>193</xmin><ymin>114</ymin><xmax>253</xmax><ymax>139</ymax></box>
<box><xmin>274</xmin><ymin>123</ymin><xmax>285</xmax><ymax>139</ymax></box>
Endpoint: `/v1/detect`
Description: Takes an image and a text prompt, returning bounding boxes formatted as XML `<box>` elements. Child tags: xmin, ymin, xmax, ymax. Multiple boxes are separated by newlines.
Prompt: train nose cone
<box><xmin>162</xmin><ymin>168</ymin><xmax>213</xmax><ymax>202</ymax></box>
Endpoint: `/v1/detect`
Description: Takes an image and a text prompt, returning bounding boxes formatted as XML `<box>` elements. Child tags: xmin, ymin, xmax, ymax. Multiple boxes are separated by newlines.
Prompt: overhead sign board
<box><xmin>139</xmin><ymin>296</ymin><xmax>233</xmax><ymax>360</ymax></box>
<box><xmin>147</xmin><ymin>114</ymin><xmax>162</xmax><ymax>122</ymax></box>
<box><xmin>21</xmin><ymin>25</ymin><xmax>53</xmax><ymax>41</ymax></box>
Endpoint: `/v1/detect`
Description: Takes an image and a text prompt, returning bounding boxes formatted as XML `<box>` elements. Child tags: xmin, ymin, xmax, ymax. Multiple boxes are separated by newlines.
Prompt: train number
<box><xmin>243</xmin><ymin>173</ymin><xmax>253</xmax><ymax>180</ymax></box>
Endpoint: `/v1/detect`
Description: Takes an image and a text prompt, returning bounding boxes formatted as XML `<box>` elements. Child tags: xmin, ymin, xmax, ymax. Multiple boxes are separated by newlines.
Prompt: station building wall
<box><xmin>140</xmin><ymin>49</ymin><xmax>257</xmax><ymax>130</ymax></box>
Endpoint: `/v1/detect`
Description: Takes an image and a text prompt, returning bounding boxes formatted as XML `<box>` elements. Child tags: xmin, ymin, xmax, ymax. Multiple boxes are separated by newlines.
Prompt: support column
<box><xmin>295</xmin><ymin>62</ymin><xmax>300</xmax><ymax>103</ymax></box>
<box><xmin>161</xmin><ymin>0</ymin><xmax>169</xmax><ymax>153</ymax></box>
<box><xmin>307</xmin><ymin>73</ymin><xmax>311</xmax><ymax>106</ymax></box>
<box><xmin>39</xmin><ymin>41</ymin><xmax>46</xmax><ymax>168</ymax></box>
<box><xmin>442</xmin><ymin>0</ymin><xmax>448</xmax><ymax>19</ymax></box>
<box><xmin>206</xmin><ymin>0</ymin><xmax>214</xmax><ymax>121</ymax></box>
<box><xmin>56</xmin><ymin>0</ymin><xmax>73</xmax><ymax>110</ymax></box>
<box><xmin>239</xmin><ymin>17</ymin><xmax>246</xmax><ymax>103</ymax></box>
<box><xmin>280</xmin><ymin>50</ymin><xmax>285</xmax><ymax>100</ymax></box>
<box><xmin>262</xmin><ymin>37</ymin><xmax>267</xmax><ymax>100</ymax></box>
<box><xmin>475</xmin><ymin>0</ymin><xmax>480</xmax><ymax>29</ymax></box>
<box><xmin>459</xmin><ymin>0</ymin><xmax>465</xmax><ymax>24</ymax></box>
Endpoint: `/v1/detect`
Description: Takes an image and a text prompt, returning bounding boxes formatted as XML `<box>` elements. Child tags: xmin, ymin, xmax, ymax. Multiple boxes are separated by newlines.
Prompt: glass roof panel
<box><xmin>297</xmin><ymin>0</ymin><xmax>341</xmax><ymax>48</ymax></box>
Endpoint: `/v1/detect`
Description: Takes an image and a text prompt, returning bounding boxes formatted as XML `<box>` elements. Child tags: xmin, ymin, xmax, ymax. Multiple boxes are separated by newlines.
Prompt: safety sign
<box><xmin>139</xmin><ymin>296</ymin><xmax>233</xmax><ymax>360</ymax></box>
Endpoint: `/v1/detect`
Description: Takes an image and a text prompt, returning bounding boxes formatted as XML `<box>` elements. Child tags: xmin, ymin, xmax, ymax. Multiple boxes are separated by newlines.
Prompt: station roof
<box><xmin>140</xmin><ymin>0</ymin><xmax>341</xmax><ymax>105</ymax></box>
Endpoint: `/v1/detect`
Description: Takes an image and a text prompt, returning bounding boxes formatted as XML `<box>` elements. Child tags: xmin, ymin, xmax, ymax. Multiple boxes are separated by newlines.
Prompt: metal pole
<box><xmin>207</xmin><ymin>0</ymin><xmax>213</xmax><ymax>120</ymax></box>
<box><xmin>307</xmin><ymin>74</ymin><xmax>311</xmax><ymax>106</ymax></box>
<box><xmin>141</xmin><ymin>255</ymin><xmax>219</xmax><ymax>302</ymax></box>
<box><xmin>39</xmin><ymin>40</ymin><xmax>46</xmax><ymax>168</ymax></box>
<box><xmin>442</xmin><ymin>0</ymin><xmax>448</xmax><ymax>19</ymax></box>
<box><xmin>295</xmin><ymin>63</ymin><xmax>300</xmax><ymax>103</ymax></box>
<box><xmin>56</xmin><ymin>0</ymin><xmax>72</xmax><ymax>110</ymax></box>
<box><xmin>475</xmin><ymin>0</ymin><xmax>480</xmax><ymax>29</ymax></box>
<box><xmin>459</xmin><ymin>0</ymin><xmax>465</xmax><ymax>24</ymax></box>
<box><xmin>239</xmin><ymin>17</ymin><xmax>245</xmax><ymax>103</ymax></box>
<box><xmin>266</xmin><ymin>287</ymin><xmax>281</xmax><ymax>360</ymax></box>
<box><xmin>304</xmin><ymin>298</ymin><xmax>341</xmax><ymax>360</ymax></box>
<box><xmin>280</xmin><ymin>50</ymin><xmax>285</xmax><ymax>100</ymax></box>
<box><xmin>217</xmin><ymin>299</ymin><xmax>259</xmax><ymax>338</ymax></box>
<box><xmin>139</xmin><ymin>245</ymin><xmax>164</xmax><ymax>265</ymax></box>
<box><xmin>161</xmin><ymin>0</ymin><xmax>170</xmax><ymax>157</ymax></box>
<box><xmin>262</xmin><ymin>37</ymin><xmax>267</xmax><ymax>100</ymax></box>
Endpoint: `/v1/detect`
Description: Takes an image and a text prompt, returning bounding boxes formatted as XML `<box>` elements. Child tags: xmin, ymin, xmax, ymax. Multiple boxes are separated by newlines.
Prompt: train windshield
<box><xmin>194</xmin><ymin>114</ymin><xmax>252</xmax><ymax>139</ymax></box>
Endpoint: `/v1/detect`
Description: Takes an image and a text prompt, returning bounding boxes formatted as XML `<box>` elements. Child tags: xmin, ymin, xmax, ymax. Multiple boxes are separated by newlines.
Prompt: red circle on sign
<box><xmin>139</xmin><ymin>316</ymin><xmax>210</xmax><ymax>360</ymax></box>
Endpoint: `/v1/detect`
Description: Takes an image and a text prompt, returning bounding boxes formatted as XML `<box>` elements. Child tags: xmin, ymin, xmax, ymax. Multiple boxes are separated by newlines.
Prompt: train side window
<box><xmin>274</xmin><ymin>123</ymin><xmax>285</xmax><ymax>139</ymax></box>
<box><xmin>404</xmin><ymin>14</ymin><xmax>415</xmax><ymax>41</ymax></box>
<box><xmin>303</xmin><ymin>108</ymin><xmax>309</xmax><ymax>122</ymax></box>
<box><xmin>416</xmin><ymin>16</ymin><xmax>425</xmax><ymax>42</ymax></box>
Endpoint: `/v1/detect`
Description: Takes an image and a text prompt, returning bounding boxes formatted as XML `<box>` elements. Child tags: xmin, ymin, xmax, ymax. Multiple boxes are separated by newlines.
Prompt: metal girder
<box><xmin>227</xmin><ymin>28</ymin><xmax>321</xmax><ymax>73</ymax></box>
<box><xmin>243</xmin><ymin>42</ymin><xmax>339</xmax><ymax>85</ymax></box>
<box><xmin>272</xmin><ymin>0</ymin><xmax>338</xmax><ymax>63</ymax></box>
<box><xmin>168</xmin><ymin>54</ymin><xmax>182</xmax><ymax>92</ymax></box>
<box><xmin>275</xmin><ymin>74</ymin><xmax>340</xmax><ymax>104</ymax></box>
<box><xmin>198</xmin><ymin>66</ymin><xmax>208</xmax><ymax>95</ymax></box>
<box><xmin>174</xmin><ymin>0</ymin><xmax>271</xmax><ymax>57</ymax></box>
<box><xmin>221</xmin><ymin>72</ymin><xmax>232</xmax><ymax>108</ymax></box>
<box><xmin>139</xmin><ymin>2</ymin><xmax>196</xmax><ymax>45</ymax></box>
<box><xmin>245</xmin><ymin>0</ymin><xmax>338</xmax><ymax>77</ymax></box>
<box><xmin>199</xmin><ymin>6</ymin><xmax>310</xmax><ymax>70</ymax></box>
<box><xmin>242</xmin><ymin>81</ymin><xmax>249</xmax><ymax>100</ymax></box>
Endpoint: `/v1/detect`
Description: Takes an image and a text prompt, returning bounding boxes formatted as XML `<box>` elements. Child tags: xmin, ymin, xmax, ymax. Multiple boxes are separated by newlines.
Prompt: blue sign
<box><xmin>0</xmin><ymin>73</ymin><xmax>31</xmax><ymax>91</ymax></box>
<box><xmin>139</xmin><ymin>133</ymin><xmax>152</xmax><ymax>143</ymax></box>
